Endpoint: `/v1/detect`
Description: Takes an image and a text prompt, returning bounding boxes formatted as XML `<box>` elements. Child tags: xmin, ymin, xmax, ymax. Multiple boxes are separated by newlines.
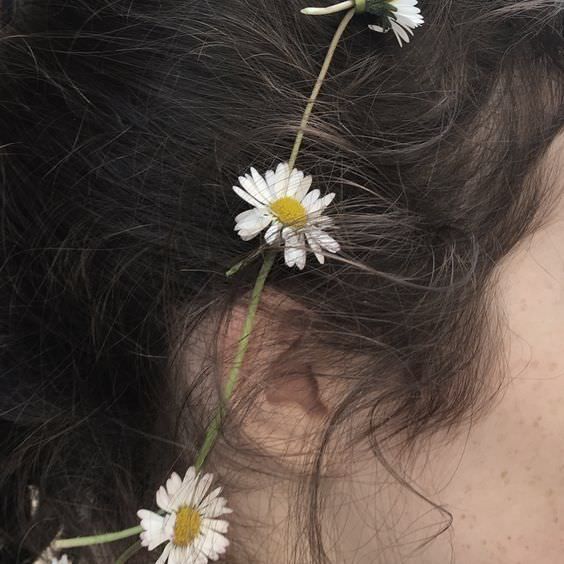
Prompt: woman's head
<box><xmin>1</xmin><ymin>1</ymin><xmax>563</xmax><ymax>562</ymax></box>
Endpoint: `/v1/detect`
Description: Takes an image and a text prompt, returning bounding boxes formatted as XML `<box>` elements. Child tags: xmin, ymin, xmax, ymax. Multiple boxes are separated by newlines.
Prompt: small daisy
<box><xmin>233</xmin><ymin>162</ymin><xmax>340</xmax><ymax>269</ymax></box>
<box><xmin>51</xmin><ymin>556</ymin><xmax>70</xmax><ymax>564</ymax></box>
<box><xmin>368</xmin><ymin>0</ymin><xmax>424</xmax><ymax>47</ymax></box>
<box><xmin>137</xmin><ymin>467</ymin><xmax>232</xmax><ymax>564</ymax></box>
<box><xmin>301</xmin><ymin>0</ymin><xmax>424</xmax><ymax>47</ymax></box>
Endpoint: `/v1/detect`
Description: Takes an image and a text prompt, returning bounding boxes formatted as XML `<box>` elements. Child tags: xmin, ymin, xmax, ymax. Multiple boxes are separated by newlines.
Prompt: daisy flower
<box><xmin>233</xmin><ymin>162</ymin><xmax>340</xmax><ymax>269</ymax></box>
<box><xmin>137</xmin><ymin>467</ymin><xmax>232</xmax><ymax>564</ymax></box>
<box><xmin>301</xmin><ymin>0</ymin><xmax>424</xmax><ymax>47</ymax></box>
<box><xmin>367</xmin><ymin>0</ymin><xmax>424</xmax><ymax>47</ymax></box>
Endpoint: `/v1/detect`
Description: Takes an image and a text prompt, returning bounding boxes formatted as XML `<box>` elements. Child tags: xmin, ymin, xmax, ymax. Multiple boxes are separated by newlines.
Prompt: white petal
<box><xmin>264</xmin><ymin>169</ymin><xmax>279</xmax><ymax>200</ymax></box>
<box><xmin>201</xmin><ymin>517</ymin><xmax>230</xmax><ymax>534</ymax></box>
<box><xmin>166</xmin><ymin>473</ymin><xmax>182</xmax><ymax>498</ymax></box>
<box><xmin>156</xmin><ymin>486</ymin><xmax>172</xmax><ymax>513</ymax></box>
<box><xmin>233</xmin><ymin>186</ymin><xmax>262</xmax><ymax>208</ymax></box>
<box><xmin>286</xmin><ymin>168</ymin><xmax>305</xmax><ymax>198</ymax></box>
<box><xmin>235</xmin><ymin>208</ymin><xmax>271</xmax><ymax>231</ymax></box>
<box><xmin>395</xmin><ymin>12</ymin><xmax>422</xmax><ymax>27</ymax></box>
<box><xmin>197</xmin><ymin>527</ymin><xmax>230</xmax><ymax>557</ymax></box>
<box><xmin>306</xmin><ymin>231</ymin><xmax>325</xmax><ymax>264</ymax></box>
<box><xmin>235</xmin><ymin>209</ymin><xmax>272</xmax><ymax>241</ymax></box>
<box><xmin>199</xmin><ymin>486</ymin><xmax>233</xmax><ymax>519</ymax></box>
<box><xmin>294</xmin><ymin>174</ymin><xmax>313</xmax><ymax>202</ymax></box>
<box><xmin>137</xmin><ymin>510</ymin><xmax>170</xmax><ymax>551</ymax></box>
<box><xmin>250</xmin><ymin>167</ymin><xmax>275</xmax><ymax>203</ymax></box>
<box><xmin>273</xmin><ymin>162</ymin><xmax>291</xmax><ymax>198</ymax></box>
<box><xmin>264</xmin><ymin>223</ymin><xmax>281</xmax><ymax>245</ymax></box>
<box><xmin>300</xmin><ymin>188</ymin><xmax>321</xmax><ymax>212</ymax></box>
<box><xmin>198</xmin><ymin>529</ymin><xmax>230</xmax><ymax>560</ymax></box>
<box><xmin>191</xmin><ymin>472</ymin><xmax>215</xmax><ymax>508</ymax></box>
<box><xmin>283</xmin><ymin>230</ymin><xmax>307</xmax><ymax>270</ymax></box>
<box><xmin>166</xmin><ymin>469</ymin><xmax>197</xmax><ymax>510</ymax></box>
<box><xmin>238</xmin><ymin>173</ymin><xmax>269</xmax><ymax>205</ymax></box>
<box><xmin>168</xmin><ymin>546</ymin><xmax>189</xmax><ymax>564</ymax></box>
<box><xmin>391</xmin><ymin>19</ymin><xmax>412</xmax><ymax>46</ymax></box>
<box><xmin>308</xmin><ymin>229</ymin><xmax>340</xmax><ymax>254</ymax></box>
<box><xmin>155</xmin><ymin>542</ymin><xmax>173</xmax><ymax>564</ymax></box>
<box><xmin>308</xmin><ymin>192</ymin><xmax>336</xmax><ymax>218</ymax></box>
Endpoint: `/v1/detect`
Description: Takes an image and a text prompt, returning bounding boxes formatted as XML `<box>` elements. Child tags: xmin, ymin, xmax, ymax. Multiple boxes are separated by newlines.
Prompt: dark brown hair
<box><xmin>0</xmin><ymin>1</ymin><xmax>563</xmax><ymax>562</ymax></box>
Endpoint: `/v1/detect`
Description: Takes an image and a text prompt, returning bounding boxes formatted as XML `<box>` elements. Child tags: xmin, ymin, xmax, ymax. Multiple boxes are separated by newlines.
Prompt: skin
<box><xmin>380</xmin><ymin>133</ymin><xmax>564</xmax><ymax>563</ymax></box>
<box><xmin>411</xmin><ymin>132</ymin><xmax>564</xmax><ymax>563</ymax></box>
<box><xmin>198</xmin><ymin>133</ymin><xmax>564</xmax><ymax>563</ymax></box>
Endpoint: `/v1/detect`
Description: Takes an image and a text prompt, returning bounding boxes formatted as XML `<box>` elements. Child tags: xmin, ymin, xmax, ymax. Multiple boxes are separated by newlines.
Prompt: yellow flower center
<box><xmin>270</xmin><ymin>196</ymin><xmax>308</xmax><ymax>228</ymax></box>
<box><xmin>173</xmin><ymin>506</ymin><xmax>202</xmax><ymax>547</ymax></box>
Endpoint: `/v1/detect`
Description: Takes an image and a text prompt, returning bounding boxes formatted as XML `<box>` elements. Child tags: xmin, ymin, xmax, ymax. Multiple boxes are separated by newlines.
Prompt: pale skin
<box><xmin>182</xmin><ymin>132</ymin><xmax>564</xmax><ymax>563</ymax></box>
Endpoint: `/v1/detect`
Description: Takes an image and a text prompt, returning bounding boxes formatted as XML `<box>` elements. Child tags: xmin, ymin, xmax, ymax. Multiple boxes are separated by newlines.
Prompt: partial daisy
<box><xmin>233</xmin><ymin>162</ymin><xmax>340</xmax><ymax>270</ymax></box>
<box><xmin>137</xmin><ymin>467</ymin><xmax>232</xmax><ymax>564</ymax></box>
<box><xmin>367</xmin><ymin>0</ymin><xmax>423</xmax><ymax>47</ymax></box>
<box><xmin>51</xmin><ymin>556</ymin><xmax>70</xmax><ymax>564</ymax></box>
<box><xmin>301</xmin><ymin>0</ymin><xmax>424</xmax><ymax>47</ymax></box>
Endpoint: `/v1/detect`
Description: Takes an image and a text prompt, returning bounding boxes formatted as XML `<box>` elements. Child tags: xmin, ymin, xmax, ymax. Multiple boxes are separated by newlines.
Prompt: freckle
<box><xmin>520</xmin><ymin>302</ymin><xmax>528</xmax><ymax>311</ymax></box>
<box><xmin>507</xmin><ymin>535</ymin><xmax>512</xmax><ymax>541</ymax></box>
<box><xmin>461</xmin><ymin>513</ymin><xmax>466</xmax><ymax>520</ymax></box>
<box><xmin>554</xmin><ymin>517</ymin><xmax>559</xmax><ymax>524</ymax></box>
<box><xmin>531</xmin><ymin>360</ymin><xmax>540</xmax><ymax>369</ymax></box>
<box><xmin>533</xmin><ymin>419</ymin><xmax>540</xmax><ymax>427</ymax></box>
<box><xmin>482</xmin><ymin>540</ymin><xmax>487</xmax><ymax>545</ymax></box>
<box><xmin>464</xmin><ymin>485</ymin><xmax>472</xmax><ymax>494</ymax></box>
<box><xmin>525</xmin><ymin>466</ymin><xmax>532</xmax><ymax>472</ymax></box>
<box><xmin>501</xmin><ymin>470</ymin><xmax>508</xmax><ymax>480</ymax></box>
<box><xmin>546</xmin><ymin>488</ymin><xmax>554</xmax><ymax>497</ymax></box>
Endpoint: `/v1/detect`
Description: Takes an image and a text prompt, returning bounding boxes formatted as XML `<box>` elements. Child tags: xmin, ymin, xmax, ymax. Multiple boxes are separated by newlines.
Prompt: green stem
<box><xmin>53</xmin><ymin>526</ymin><xmax>142</xmax><ymax>550</ymax></box>
<box><xmin>288</xmin><ymin>7</ymin><xmax>355</xmax><ymax>171</ymax></box>
<box><xmin>115</xmin><ymin>540</ymin><xmax>142</xmax><ymax>564</ymax></box>
<box><xmin>195</xmin><ymin>251</ymin><xmax>276</xmax><ymax>470</ymax></box>
<box><xmin>49</xmin><ymin>6</ymin><xmax>355</xmax><ymax>560</ymax></box>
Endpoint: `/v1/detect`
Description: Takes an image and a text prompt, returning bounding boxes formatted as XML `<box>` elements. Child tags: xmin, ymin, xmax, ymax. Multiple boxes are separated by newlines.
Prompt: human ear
<box><xmin>219</xmin><ymin>290</ymin><xmax>333</xmax><ymax>461</ymax></box>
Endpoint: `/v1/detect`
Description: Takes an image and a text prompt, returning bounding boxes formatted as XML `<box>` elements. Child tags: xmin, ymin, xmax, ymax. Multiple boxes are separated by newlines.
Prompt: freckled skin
<box><xmin>382</xmin><ymin>135</ymin><xmax>564</xmax><ymax>564</ymax></box>
<box><xmin>228</xmin><ymin>137</ymin><xmax>564</xmax><ymax>564</ymax></box>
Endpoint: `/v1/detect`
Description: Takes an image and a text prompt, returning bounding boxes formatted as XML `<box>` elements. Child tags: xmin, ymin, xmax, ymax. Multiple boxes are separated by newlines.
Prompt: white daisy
<box><xmin>51</xmin><ymin>556</ymin><xmax>70</xmax><ymax>564</ymax></box>
<box><xmin>301</xmin><ymin>0</ymin><xmax>423</xmax><ymax>47</ymax></box>
<box><xmin>233</xmin><ymin>162</ymin><xmax>340</xmax><ymax>270</ymax></box>
<box><xmin>368</xmin><ymin>0</ymin><xmax>424</xmax><ymax>47</ymax></box>
<box><xmin>137</xmin><ymin>467</ymin><xmax>232</xmax><ymax>564</ymax></box>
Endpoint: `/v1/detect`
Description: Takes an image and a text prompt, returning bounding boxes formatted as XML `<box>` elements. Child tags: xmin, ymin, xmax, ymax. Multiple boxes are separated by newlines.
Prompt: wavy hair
<box><xmin>0</xmin><ymin>1</ymin><xmax>563</xmax><ymax>562</ymax></box>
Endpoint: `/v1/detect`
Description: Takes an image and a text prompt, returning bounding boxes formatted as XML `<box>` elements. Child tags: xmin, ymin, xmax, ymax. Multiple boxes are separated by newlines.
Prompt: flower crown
<box><xmin>45</xmin><ymin>2</ymin><xmax>423</xmax><ymax>563</ymax></box>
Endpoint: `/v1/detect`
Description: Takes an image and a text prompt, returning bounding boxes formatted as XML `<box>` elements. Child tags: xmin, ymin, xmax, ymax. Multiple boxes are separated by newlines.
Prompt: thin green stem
<box><xmin>288</xmin><ymin>8</ymin><xmax>355</xmax><ymax>171</ymax></box>
<box><xmin>195</xmin><ymin>251</ymin><xmax>276</xmax><ymax>470</ymax></box>
<box><xmin>301</xmin><ymin>1</ymin><xmax>355</xmax><ymax>16</ymax></box>
<box><xmin>115</xmin><ymin>540</ymin><xmax>142</xmax><ymax>564</ymax></box>
<box><xmin>53</xmin><ymin>526</ymin><xmax>142</xmax><ymax>550</ymax></box>
<box><xmin>49</xmin><ymin>6</ymin><xmax>355</xmax><ymax>560</ymax></box>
